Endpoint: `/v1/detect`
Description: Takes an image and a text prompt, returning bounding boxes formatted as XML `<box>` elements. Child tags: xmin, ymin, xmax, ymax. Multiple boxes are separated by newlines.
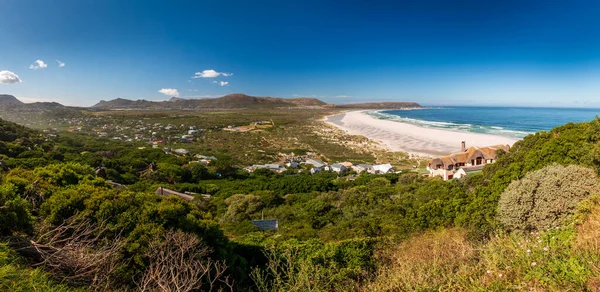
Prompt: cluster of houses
<box><xmin>58</xmin><ymin>116</ymin><xmax>206</xmax><ymax>145</ymax></box>
<box><xmin>427</xmin><ymin>141</ymin><xmax>510</xmax><ymax>181</ymax></box>
<box><xmin>246</xmin><ymin>156</ymin><xmax>395</xmax><ymax>175</ymax></box>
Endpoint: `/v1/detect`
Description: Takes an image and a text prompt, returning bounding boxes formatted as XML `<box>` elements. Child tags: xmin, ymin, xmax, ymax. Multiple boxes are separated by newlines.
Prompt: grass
<box><xmin>0</xmin><ymin>243</ymin><xmax>82</xmax><ymax>292</ymax></box>
<box><xmin>360</xmin><ymin>197</ymin><xmax>600</xmax><ymax>291</ymax></box>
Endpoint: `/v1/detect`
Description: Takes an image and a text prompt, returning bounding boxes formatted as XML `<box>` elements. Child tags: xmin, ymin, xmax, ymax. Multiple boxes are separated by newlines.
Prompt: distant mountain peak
<box><xmin>169</xmin><ymin>97</ymin><xmax>185</xmax><ymax>102</ymax></box>
<box><xmin>0</xmin><ymin>94</ymin><xmax>25</xmax><ymax>105</ymax></box>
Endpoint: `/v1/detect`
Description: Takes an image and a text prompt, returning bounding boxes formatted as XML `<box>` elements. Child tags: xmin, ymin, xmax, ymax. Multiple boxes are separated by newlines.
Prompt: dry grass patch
<box><xmin>575</xmin><ymin>196</ymin><xmax>600</xmax><ymax>254</ymax></box>
<box><xmin>363</xmin><ymin>228</ymin><xmax>479</xmax><ymax>291</ymax></box>
<box><xmin>575</xmin><ymin>196</ymin><xmax>600</xmax><ymax>289</ymax></box>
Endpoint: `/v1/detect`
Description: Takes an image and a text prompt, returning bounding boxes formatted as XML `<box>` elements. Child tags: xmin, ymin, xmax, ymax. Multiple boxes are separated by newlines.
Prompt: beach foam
<box><xmin>366</xmin><ymin>110</ymin><xmax>533</xmax><ymax>138</ymax></box>
<box><xmin>325</xmin><ymin>111</ymin><xmax>519</xmax><ymax>157</ymax></box>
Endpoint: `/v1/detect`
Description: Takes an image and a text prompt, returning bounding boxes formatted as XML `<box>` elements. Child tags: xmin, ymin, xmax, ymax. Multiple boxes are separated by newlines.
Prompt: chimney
<box><xmin>461</xmin><ymin>141</ymin><xmax>466</xmax><ymax>152</ymax></box>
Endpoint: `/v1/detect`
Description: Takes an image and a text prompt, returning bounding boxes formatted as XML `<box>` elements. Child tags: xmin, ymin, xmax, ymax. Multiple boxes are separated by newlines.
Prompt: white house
<box><xmin>248</xmin><ymin>164</ymin><xmax>287</xmax><ymax>173</ymax></box>
<box><xmin>174</xmin><ymin>148</ymin><xmax>190</xmax><ymax>155</ymax></box>
<box><xmin>371</xmin><ymin>164</ymin><xmax>393</xmax><ymax>174</ymax></box>
<box><xmin>195</xmin><ymin>154</ymin><xmax>217</xmax><ymax>161</ymax></box>
<box><xmin>305</xmin><ymin>158</ymin><xmax>325</xmax><ymax>168</ymax></box>
<box><xmin>352</xmin><ymin>164</ymin><xmax>373</xmax><ymax>173</ymax></box>
<box><xmin>329</xmin><ymin>163</ymin><xmax>348</xmax><ymax>174</ymax></box>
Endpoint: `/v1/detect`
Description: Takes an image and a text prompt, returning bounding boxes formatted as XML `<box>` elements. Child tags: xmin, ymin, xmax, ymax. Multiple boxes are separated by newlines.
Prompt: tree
<box><xmin>33</xmin><ymin>162</ymin><xmax>94</xmax><ymax>187</ymax></box>
<box><xmin>224</xmin><ymin>194</ymin><xmax>263</xmax><ymax>222</ymax></box>
<box><xmin>189</xmin><ymin>162</ymin><xmax>210</xmax><ymax>182</ymax></box>
<box><xmin>0</xmin><ymin>183</ymin><xmax>33</xmax><ymax>235</ymax></box>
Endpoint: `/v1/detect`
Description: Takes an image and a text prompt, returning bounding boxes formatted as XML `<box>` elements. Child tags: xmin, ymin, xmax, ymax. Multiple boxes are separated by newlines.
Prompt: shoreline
<box><xmin>323</xmin><ymin>111</ymin><xmax>519</xmax><ymax>157</ymax></box>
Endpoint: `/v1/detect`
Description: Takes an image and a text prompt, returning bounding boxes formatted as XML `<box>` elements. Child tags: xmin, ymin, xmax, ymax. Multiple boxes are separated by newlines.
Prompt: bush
<box><xmin>498</xmin><ymin>164</ymin><xmax>600</xmax><ymax>232</ymax></box>
<box><xmin>0</xmin><ymin>183</ymin><xmax>33</xmax><ymax>235</ymax></box>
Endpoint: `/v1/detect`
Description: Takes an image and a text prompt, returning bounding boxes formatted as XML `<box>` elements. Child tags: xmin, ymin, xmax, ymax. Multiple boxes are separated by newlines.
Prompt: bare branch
<box><xmin>10</xmin><ymin>216</ymin><xmax>125</xmax><ymax>290</ymax></box>
<box><xmin>136</xmin><ymin>230</ymin><xmax>233</xmax><ymax>292</ymax></box>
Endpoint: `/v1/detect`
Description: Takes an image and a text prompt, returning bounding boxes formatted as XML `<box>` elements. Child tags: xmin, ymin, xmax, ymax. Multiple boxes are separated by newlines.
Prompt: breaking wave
<box><xmin>365</xmin><ymin>110</ymin><xmax>533</xmax><ymax>139</ymax></box>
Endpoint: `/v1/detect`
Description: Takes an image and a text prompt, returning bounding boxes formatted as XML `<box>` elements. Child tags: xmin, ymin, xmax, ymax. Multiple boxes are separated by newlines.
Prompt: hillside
<box><xmin>92</xmin><ymin>94</ymin><xmax>421</xmax><ymax>110</ymax></box>
<box><xmin>0</xmin><ymin>94</ymin><xmax>79</xmax><ymax>112</ymax></box>
<box><xmin>0</xmin><ymin>94</ymin><xmax>25</xmax><ymax>106</ymax></box>
<box><xmin>92</xmin><ymin>98</ymin><xmax>155</xmax><ymax>109</ymax></box>
<box><xmin>287</xmin><ymin>97</ymin><xmax>328</xmax><ymax>106</ymax></box>
<box><xmin>1</xmin><ymin>113</ymin><xmax>600</xmax><ymax>290</ymax></box>
<box><xmin>0</xmin><ymin>95</ymin><xmax>83</xmax><ymax>126</ymax></box>
<box><xmin>92</xmin><ymin>94</ymin><xmax>329</xmax><ymax>110</ymax></box>
<box><xmin>332</xmin><ymin>101</ymin><xmax>422</xmax><ymax>109</ymax></box>
<box><xmin>0</xmin><ymin>117</ymin><xmax>37</xmax><ymax>142</ymax></box>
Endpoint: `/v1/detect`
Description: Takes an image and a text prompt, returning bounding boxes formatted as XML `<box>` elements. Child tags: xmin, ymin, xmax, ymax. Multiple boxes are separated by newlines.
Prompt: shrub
<box><xmin>223</xmin><ymin>194</ymin><xmax>263</xmax><ymax>222</ymax></box>
<box><xmin>0</xmin><ymin>183</ymin><xmax>33</xmax><ymax>235</ymax></box>
<box><xmin>33</xmin><ymin>163</ymin><xmax>94</xmax><ymax>187</ymax></box>
<box><xmin>497</xmin><ymin>164</ymin><xmax>600</xmax><ymax>232</ymax></box>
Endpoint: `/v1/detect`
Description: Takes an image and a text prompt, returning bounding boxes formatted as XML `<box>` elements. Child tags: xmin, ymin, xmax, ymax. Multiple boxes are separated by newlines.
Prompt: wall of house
<box><xmin>430</xmin><ymin>168</ymin><xmax>449</xmax><ymax>180</ymax></box>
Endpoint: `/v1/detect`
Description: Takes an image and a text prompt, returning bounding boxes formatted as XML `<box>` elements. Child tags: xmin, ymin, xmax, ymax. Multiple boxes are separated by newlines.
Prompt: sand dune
<box><xmin>325</xmin><ymin>111</ymin><xmax>519</xmax><ymax>157</ymax></box>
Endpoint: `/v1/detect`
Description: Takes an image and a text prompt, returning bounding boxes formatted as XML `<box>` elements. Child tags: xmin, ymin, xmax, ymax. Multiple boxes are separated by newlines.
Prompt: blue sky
<box><xmin>1</xmin><ymin>0</ymin><xmax>599</xmax><ymax>107</ymax></box>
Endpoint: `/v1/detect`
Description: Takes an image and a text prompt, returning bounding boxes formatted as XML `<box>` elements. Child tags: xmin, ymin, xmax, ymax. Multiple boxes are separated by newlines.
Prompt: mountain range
<box><xmin>0</xmin><ymin>94</ymin><xmax>75</xmax><ymax>111</ymax></box>
<box><xmin>0</xmin><ymin>93</ymin><xmax>422</xmax><ymax>111</ymax></box>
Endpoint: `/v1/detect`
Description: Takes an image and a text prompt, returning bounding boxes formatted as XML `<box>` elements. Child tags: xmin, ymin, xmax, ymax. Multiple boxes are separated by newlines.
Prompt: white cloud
<box><xmin>0</xmin><ymin>70</ymin><xmax>22</xmax><ymax>84</ymax></box>
<box><xmin>56</xmin><ymin>60</ymin><xmax>65</xmax><ymax>67</ymax></box>
<box><xmin>29</xmin><ymin>60</ymin><xmax>48</xmax><ymax>70</ymax></box>
<box><xmin>158</xmin><ymin>88</ymin><xmax>180</xmax><ymax>97</ymax></box>
<box><xmin>193</xmin><ymin>69</ymin><xmax>233</xmax><ymax>78</ymax></box>
<box><xmin>212</xmin><ymin>80</ymin><xmax>228</xmax><ymax>86</ymax></box>
<box><xmin>335</xmin><ymin>95</ymin><xmax>352</xmax><ymax>98</ymax></box>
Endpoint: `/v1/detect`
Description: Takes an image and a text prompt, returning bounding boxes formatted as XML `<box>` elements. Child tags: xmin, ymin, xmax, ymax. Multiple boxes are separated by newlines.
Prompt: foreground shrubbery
<box><xmin>249</xmin><ymin>196</ymin><xmax>600</xmax><ymax>291</ymax></box>
<box><xmin>498</xmin><ymin>164</ymin><xmax>600</xmax><ymax>232</ymax></box>
<box><xmin>0</xmin><ymin>163</ymin><xmax>241</xmax><ymax>291</ymax></box>
<box><xmin>3</xmin><ymin>116</ymin><xmax>600</xmax><ymax>290</ymax></box>
<box><xmin>363</xmin><ymin>221</ymin><xmax>598</xmax><ymax>290</ymax></box>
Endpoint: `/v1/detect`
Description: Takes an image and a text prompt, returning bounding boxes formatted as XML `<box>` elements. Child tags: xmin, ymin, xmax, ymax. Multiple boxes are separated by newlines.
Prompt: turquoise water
<box><xmin>369</xmin><ymin>107</ymin><xmax>600</xmax><ymax>139</ymax></box>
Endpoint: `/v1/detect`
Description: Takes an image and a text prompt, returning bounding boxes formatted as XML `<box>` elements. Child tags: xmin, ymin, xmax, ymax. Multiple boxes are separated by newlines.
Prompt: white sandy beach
<box><xmin>325</xmin><ymin>111</ymin><xmax>519</xmax><ymax>157</ymax></box>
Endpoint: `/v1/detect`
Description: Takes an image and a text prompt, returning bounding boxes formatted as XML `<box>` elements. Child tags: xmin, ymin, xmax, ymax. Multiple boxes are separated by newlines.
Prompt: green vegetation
<box><xmin>0</xmin><ymin>243</ymin><xmax>83</xmax><ymax>292</ymax></box>
<box><xmin>2</xmin><ymin>114</ymin><xmax>600</xmax><ymax>291</ymax></box>
<box><xmin>498</xmin><ymin>164</ymin><xmax>600</xmax><ymax>232</ymax></box>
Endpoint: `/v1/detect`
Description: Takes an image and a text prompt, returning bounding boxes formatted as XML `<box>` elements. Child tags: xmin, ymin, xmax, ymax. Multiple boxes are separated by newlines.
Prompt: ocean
<box><xmin>368</xmin><ymin>107</ymin><xmax>600</xmax><ymax>139</ymax></box>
